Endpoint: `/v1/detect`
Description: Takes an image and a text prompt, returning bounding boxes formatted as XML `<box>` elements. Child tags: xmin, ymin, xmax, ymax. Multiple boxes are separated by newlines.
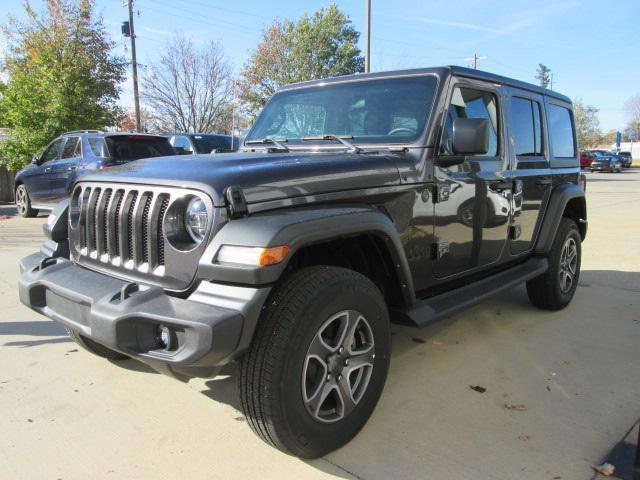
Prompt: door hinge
<box><xmin>225</xmin><ymin>185</ymin><xmax>248</xmax><ymax>219</ymax></box>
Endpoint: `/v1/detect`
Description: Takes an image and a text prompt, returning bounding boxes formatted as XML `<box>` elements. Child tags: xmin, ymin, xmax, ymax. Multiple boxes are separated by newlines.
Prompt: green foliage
<box><xmin>535</xmin><ymin>63</ymin><xmax>552</xmax><ymax>89</ymax></box>
<box><xmin>573</xmin><ymin>98</ymin><xmax>601</xmax><ymax>149</ymax></box>
<box><xmin>0</xmin><ymin>0</ymin><xmax>126</xmax><ymax>170</ymax></box>
<box><xmin>239</xmin><ymin>4</ymin><xmax>364</xmax><ymax>117</ymax></box>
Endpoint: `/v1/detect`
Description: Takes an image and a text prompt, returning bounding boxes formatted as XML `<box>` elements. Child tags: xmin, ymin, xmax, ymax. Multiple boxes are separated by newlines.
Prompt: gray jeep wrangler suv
<box><xmin>19</xmin><ymin>66</ymin><xmax>587</xmax><ymax>458</ymax></box>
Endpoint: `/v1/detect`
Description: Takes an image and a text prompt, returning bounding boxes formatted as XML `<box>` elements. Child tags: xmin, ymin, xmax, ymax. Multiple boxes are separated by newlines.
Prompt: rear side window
<box><xmin>547</xmin><ymin>104</ymin><xmax>575</xmax><ymax>157</ymax></box>
<box><xmin>105</xmin><ymin>136</ymin><xmax>175</xmax><ymax>161</ymax></box>
<box><xmin>192</xmin><ymin>135</ymin><xmax>230</xmax><ymax>153</ymax></box>
<box><xmin>88</xmin><ymin>137</ymin><xmax>108</xmax><ymax>157</ymax></box>
<box><xmin>511</xmin><ymin>97</ymin><xmax>543</xmax><ymax>156</ymax></box>
<box><xmin>61</xmin><ymin>137</ymin><xmax>81</xmax><ymax>159</ymax></box>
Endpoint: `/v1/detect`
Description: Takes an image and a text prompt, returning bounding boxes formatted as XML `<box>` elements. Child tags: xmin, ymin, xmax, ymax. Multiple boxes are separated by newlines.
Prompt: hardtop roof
<box><xmin>279</xmin><ymin>65</ymin><xmax>571</xmax><ymax>104</ymax></box>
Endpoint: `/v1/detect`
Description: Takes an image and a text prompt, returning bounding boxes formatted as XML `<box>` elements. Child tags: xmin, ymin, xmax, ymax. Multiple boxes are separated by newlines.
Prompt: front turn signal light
<box><xmin>216</xmin><ymin>245</ymin><xmax>290</xmax><ymax>267</ymax></box>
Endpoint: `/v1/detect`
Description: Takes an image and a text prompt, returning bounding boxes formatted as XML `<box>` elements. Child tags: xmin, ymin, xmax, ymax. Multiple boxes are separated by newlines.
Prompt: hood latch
<box><xmin>225</xmin><ymin>185</ymin><xmax>248</xmax><ymax>219</ymax></box>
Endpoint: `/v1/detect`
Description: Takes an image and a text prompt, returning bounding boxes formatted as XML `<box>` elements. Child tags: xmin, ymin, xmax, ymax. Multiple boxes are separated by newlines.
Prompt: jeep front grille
<box><xmin>76</xmin><ymin>186</ymin><xmax>170</xmax><ymax>271</ymax></box>
<box><xmin>69</xmin><ymin>182</ymin><xmax>217</xmax><ymax>290</ymax></box>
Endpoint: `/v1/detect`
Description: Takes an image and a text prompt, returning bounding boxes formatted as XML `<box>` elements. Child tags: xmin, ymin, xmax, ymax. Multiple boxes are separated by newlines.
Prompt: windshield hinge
<box><xmin>225</xmin><ymin>185</ymin><xmax>248</xmax><ymax>219</ymax></box>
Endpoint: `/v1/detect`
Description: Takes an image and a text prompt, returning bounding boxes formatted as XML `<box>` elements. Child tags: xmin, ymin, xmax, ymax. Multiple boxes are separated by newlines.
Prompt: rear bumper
<box><xmin>19</xmin><ymin>253</ymin><xmax>270</xmax><ymax>378</ymax></box>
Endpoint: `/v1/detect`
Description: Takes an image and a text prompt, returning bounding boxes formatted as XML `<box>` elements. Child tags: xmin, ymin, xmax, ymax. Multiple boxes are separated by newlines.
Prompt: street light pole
<box><xmin>364</xmin><ymin>0</ymin><xmax>371</xmax><ymax>73</ymax></box>
<box><xmin>127</xmin><ymin>0</ymin><xmax>141</xmax><ymax>132</ymax></box>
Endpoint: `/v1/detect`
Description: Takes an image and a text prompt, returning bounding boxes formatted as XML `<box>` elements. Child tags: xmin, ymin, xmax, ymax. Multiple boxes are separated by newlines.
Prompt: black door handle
<box><xmin>489</xmin><ymin>180</ymin><xmax>511</xmax><ymax>191</ymax></box>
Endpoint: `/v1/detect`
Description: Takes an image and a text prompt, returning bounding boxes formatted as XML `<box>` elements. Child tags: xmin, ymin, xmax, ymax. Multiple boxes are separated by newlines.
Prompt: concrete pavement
<box><xmin>1</xmin><ymin>170</ymin><xmax>639</xmax><ymax>480</ymax></box>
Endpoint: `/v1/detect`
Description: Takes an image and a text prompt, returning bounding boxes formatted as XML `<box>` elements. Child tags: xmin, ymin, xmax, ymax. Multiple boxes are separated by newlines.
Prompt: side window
<box><xmin>61</xmin><ymin>137</ymin><xmax>80</xmax><ymax>159</ymax></box>
<box><xmin>441</xmin><ymin>86</ymin><xmax>499</xmax><ymax>156</ymax></box>
<box><xmin>40</xmin><ymin>138</ymin><xmax>65</xmax><ymax>163</ymax></box>
<box><xmin>170</xmin><ymin>135</ymin><xmax>193</xmax><ymax>154</ymax></box>
<box><xmin>511</xmin><ymin>97</ymin><xmax>544</xmax><ymax>156</ymax></box>
<box><xmin>547</xmin><ymin>104</ymin><xmax>575</xmax><ymax>157</ymax></box>
<box><xmin>88</xmin><ymin>137</ymin><xmax>108</xmax><ymax>157</ymax></box>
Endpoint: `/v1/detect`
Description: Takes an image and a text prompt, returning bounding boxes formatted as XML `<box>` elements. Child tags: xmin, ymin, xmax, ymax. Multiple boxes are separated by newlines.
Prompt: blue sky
<box><xmin>1</xmin><ymin>0</ymin><xmax>637</xmax><ymax>131</ymax></box>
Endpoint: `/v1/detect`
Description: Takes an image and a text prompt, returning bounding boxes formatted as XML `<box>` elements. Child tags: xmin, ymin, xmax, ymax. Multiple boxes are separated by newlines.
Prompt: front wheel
<box><xmin>239</xmin><ymin>266</ymin><xmax>390</xmax><ymax>458</ymax></box>
<box><xmin>527</xmin><ymin>218</ymin><xmax>581</xmax><ymax>310</ymax></box>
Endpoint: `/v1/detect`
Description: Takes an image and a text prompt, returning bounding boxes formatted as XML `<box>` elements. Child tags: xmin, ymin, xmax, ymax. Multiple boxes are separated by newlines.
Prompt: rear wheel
<box><xmin>65</xmin><ymin>327</ymin><xmax>128</xmax><ymax>360</ymax></box>
<box><xmin>15</xmin><ymin>184</ymin><xmax>38</xmax><ymax>218</ymax></box>
<box><xmin>527</xmin><ymin>217</ymin><xmax>581</xmax><ymax>310</ymax></box>
<box><xmin>239</xmin><ymin>266</ymin><xmax>390</xmax><ymax>458</ymax></box>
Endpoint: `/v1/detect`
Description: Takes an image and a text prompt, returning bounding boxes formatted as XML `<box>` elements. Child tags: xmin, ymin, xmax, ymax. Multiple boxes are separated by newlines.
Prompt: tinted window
<box><xmin>61</xmin><ymin>137</ymin><xmax>81</xmax><ymax>159</ymax></box>
<box><xmin>192</xmin><ymin>135</ymin><xmax>231</xmax><ymax>153</ymax></box>
<box><xmin>105</xmin><ymin>136</ymin><xmax>175</xmax><ymax>161</ymax></box>
<box><xmin>40</xmin><ymin>138</ymin><xmax>65</xmax><ymax>163</ymax></box>
<box><xmin>170</xmin><ymin>135</ymin><xmax>193</xmax><ymax>154</ymax></box>
<box><xmin>547</xmin><ymin>104</ymin><xmax>575</xmax><ymax>157</ymax></box>
<box><xmin>248</xmin><ymin>76</ymin><xmax>438</xmax><ymax>145</ymax></box>
<box><xmin>511</xmin><ymin>98</ymin><xmax>543</xmax><ymax>156</ymax></box>
<box><xmin>441</xmin><ymin>86</ymin><xmax>499</xmax><ymax>156</ymax></box>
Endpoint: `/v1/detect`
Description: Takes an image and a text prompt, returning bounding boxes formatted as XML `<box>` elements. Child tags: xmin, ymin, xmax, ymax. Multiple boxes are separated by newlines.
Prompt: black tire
<box><xmin>65</xmin><ymin>327</ymin><xmax>129</xmax><ymax>360</ymax></box>
<box><xmin>239</xmin><ymin>266</ymin><xmax>391</xmax><ymax>458</ymax></box>
<box><xmin>527</xmin><ymin>218</ymin><xmax>581</xmax><ymax>310</ymax></box>
<box><xmin>15</xmin><ymin>184</ymin><xmax>39</xmax><ymax>218</ymax></box>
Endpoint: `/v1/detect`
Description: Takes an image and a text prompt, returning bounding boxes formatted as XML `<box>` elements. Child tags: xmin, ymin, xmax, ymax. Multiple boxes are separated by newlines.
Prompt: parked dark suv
<box><xmin>19</xmin><ymin>67</ymin><xmax>587</xmax><ymax>458</ymax></box>
<box><xmin>14</xmin><ymin>131</ymin><xmax>174</xmax><ymax>217</ymax></box>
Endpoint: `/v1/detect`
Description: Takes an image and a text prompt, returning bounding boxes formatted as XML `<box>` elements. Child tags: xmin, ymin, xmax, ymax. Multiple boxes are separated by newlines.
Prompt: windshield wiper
<box><xmin>245</xmin><ymin>137</ymin><xmax>289</xmax><ymax>152</ymax></box>
<box><xmin>302</xmin><ymin>135</ymin><xmax>361</xmax><ymax>154</ymax></box>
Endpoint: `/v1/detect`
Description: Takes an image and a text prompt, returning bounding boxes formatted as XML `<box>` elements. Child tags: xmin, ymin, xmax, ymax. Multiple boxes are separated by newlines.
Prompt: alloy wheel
<box><xmin>302</xmin><ymin>310</ymin><xmax>375</xmax><ymax>423</ymax></box>
<box><xmin>15</xmin><ymin>186</ymin><xmax>26</xmax><ymax>215</ymax></box>
<box><xmin>559</xmin><ymin>237</ymin><xmax>578</xmax><ymax>293</ymax></box>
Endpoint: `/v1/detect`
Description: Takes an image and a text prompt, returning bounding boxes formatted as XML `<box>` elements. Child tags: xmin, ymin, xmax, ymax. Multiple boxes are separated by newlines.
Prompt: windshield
<box><xmin>89</xmin><ymin>136</ymin><xmax>175</xmax><ymax>161</ymax></box>
<box><xmin>247</xmin><ymin>75</ymin><xmax>438</xmax><ymax>146</ymax></box>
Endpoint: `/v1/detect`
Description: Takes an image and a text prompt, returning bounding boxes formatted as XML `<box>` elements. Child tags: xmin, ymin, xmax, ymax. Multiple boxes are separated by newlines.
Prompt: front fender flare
<box><xmin>197</xmin><ymin>205</ymin><xmax>415</xmax><ymax>307</ymax></box>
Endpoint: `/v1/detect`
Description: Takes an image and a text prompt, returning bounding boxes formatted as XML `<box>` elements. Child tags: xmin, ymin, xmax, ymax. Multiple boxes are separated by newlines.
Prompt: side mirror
<box><xmin>31</xmin><ymin>155</ymin><xmax>40</xmax><ymax>164</ymax></box>
<box><xmin>452</xmin><ymin>118</ymin><xmax>490</xmax><ymax>155</ymax></box>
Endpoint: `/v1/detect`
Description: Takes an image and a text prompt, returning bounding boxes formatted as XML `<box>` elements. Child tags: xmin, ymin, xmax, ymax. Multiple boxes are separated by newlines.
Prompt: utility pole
<box><xmin>126</xmin><ymin>0</ymin><xmax>141</xmax><ymax>132</ymax></box>
<box><xmin>364</xmin><ymin>0</ymin><xmax>371</xmax><ymax>73</ymax></box>
<box><xmin>549</xmin><ymin>73</ymin><xmax>554</xmax><ymax>90</ymax></box>
<box><xmin>465</xmin><ymin>53</ymin><xmax>487</xmax><ymax>70</ymax></box>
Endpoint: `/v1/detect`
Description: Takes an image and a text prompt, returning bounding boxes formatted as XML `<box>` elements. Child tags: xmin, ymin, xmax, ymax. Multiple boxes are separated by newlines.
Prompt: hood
<box><xmin>78</xmin><ymin>150</ymin><xmax>401</xmax><ymax>206</ymax></box>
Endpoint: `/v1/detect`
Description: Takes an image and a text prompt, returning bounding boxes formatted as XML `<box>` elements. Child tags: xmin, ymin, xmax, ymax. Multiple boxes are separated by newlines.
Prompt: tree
<box><xmin>535</xmin><ymin>63</ymin><xmax>552</xmax><ymax>89</ymax></box>
<box><xmin>624</xmin><ymin>94</ymin><xmax>640</xmax><ymax>141</ymax></box>
<box><xmin>118</xmin><ymin>107</ymin><xmax>157</xmax><ymax>132</ymax></box>
<box><xmin>141</xmin><ymin>35</ymin><xmax>233</xmax><ymax>133</ymax></box>
<box><xmin>0</xmin><ymin>0</ymin><xmax>126</xmax><ymax>170</ymax></box>
<box><xmin>239</xmin><ymin>4</ymin><xmax>364</xmax><ymax>117</ymax></box>
<box><xmin>573</xmin><ymin>98</ymin><xmax>601</xmax><ymax>149</ymax></box>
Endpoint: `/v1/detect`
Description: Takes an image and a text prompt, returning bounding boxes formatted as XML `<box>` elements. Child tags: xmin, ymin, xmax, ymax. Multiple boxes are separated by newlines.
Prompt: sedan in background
<box><xmin>166</xmin><ymin>132</ymin><xmax>240</xmax><ymax>155</ymax></box>
<box><xmin>14</xmin><ymin>131</ymin><xmax>175</xmax><ymax>217</ymax></box>
<box><xmin>590</xmin><ymin>152</ymin><xmax>623</xmax><ymax>173</ymax></box>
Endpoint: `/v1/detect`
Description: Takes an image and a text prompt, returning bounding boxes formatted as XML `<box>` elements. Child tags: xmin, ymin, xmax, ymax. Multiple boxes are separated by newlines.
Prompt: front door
<box><xmin>25</xmin><ymin>137</ymin><xmax>65</xmax><ymax>205</ymax></box>
<box><xmin>433</xmin><ymin>80</ymin><xmax>511</xmax><ymax>278</ymax></box>
<box><xmin>506</xmin><ymin>90</ymin><xmax>552</xmax><ymax>255</ymax></box>
<box><xmin>47</xmin><ymin>136</ymin><xmax>81</xmax><ymax>203</ymax></box>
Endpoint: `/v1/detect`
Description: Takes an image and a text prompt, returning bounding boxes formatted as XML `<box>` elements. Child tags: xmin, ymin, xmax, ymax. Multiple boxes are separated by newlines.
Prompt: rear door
<box><xmin>506</xmin><ymin>90</ymin><xmax>552</xmax><ymax>255</ymax></box>
<box><xmin>433</xmin><ymin>79</ymin><xmax>511</xmax><ymax>278</ymax></box>
<box><xmin>47</xmin><ymin>136</ymin><xmax>81</xmax><ymax>202</ymax></box>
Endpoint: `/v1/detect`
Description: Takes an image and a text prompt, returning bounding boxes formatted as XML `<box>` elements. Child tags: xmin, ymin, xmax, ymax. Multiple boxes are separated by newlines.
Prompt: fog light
<box><xmin>157</xmin><ymin>325</ymin><xmax>173</xmax><ymax>350</ymax></box>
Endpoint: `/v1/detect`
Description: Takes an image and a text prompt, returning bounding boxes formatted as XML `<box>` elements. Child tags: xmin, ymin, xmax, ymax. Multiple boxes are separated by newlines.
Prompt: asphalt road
<box><xmin>1</xmin><ymin>170</ymin><xmax>639</xmax><ymax>480</ymax></box>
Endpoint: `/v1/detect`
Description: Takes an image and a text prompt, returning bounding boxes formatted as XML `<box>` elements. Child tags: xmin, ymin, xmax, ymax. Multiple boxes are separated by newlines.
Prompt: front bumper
<box><xmin>19</xmin><ymin>252</ymin><xmax>270</xmax><ymax>378</ymax></box>
<box><xmin>590</xmin><ymin>163</ymin><xmax>612</xmax><ymax>171</ymax></box>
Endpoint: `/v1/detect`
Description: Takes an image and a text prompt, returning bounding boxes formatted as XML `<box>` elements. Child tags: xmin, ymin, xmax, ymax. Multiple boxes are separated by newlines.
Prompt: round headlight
<box><xmin>185</xmin><ymin>197</ymin><xmax>208</xmax><ymax>243</ymax></box>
